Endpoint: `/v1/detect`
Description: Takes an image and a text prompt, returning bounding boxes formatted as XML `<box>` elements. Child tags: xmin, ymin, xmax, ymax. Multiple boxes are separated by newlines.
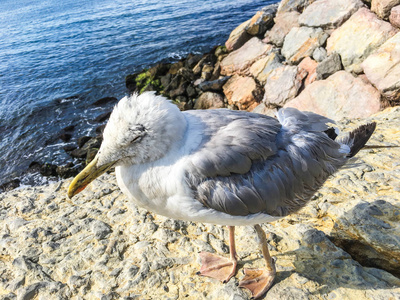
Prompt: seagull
<box><xmin>68</xmin><ymin>92</ymin><xmax>376</xmax><ymax>299</ymax></box>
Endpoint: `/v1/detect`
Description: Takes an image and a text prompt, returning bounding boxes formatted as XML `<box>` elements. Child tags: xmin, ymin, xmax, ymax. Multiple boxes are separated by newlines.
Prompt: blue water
<box><xmin>0</xmin><ymin>0</ymin><xmax>277</xmax><ymax>187</ymax></box>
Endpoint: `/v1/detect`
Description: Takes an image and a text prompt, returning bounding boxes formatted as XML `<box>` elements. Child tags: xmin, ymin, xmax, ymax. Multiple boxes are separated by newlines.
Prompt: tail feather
<box><xmin>340</xmin><ymin>122</ymin><xmax>377</xmax><ymax>157</ymax></box>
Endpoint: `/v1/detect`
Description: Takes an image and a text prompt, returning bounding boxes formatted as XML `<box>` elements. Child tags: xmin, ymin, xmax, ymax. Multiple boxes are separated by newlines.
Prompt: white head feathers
<box><xmin>97</xmin><ymin>92</ymin><xmax>187</xmax><ymax>167</ymax></box>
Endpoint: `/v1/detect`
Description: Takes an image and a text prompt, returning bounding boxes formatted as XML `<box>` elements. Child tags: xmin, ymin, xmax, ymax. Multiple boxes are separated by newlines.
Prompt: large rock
<box><xmin>1</xmin><ymin>108</ymin><xmax>400</xmax><ymax>299</ymax></box>
<box><xmin>389</xmin><ymin>5</ymin><xmax>400</xmax><ymax>27</ymax></box>
<box><xmin>264</xmin><ymin>11</ymin><xmax>300</xmax><ymax>47</ymax></box>
<box><xmin>327</xmin><ymin>8</ymin><xmax>398</xmax><ymax>73</ymax></box>
<box><xmin>225</xmin><ymin>20</ymin><xmax>252</xmax><ymax>51</ymax></box>
<box><xmin>249</xmin><ymin>51</ymin><xmax>283</xmax><ymax>85</ymax></box>
<box><xmin>246</xmin><ymin>4</ymin><xmax>278</xmax><ymax>36</ymax></box>
<box><xmin>362</xmin><ymin>32</ymin><xmax>400</xmax><ymax>103</ymax></box>
<box><xmin>220</xmin><ymin>37</ymin><xmax>272</xmax><ymax>76</ymax></box>
<box><xmin>277</xmin><ymin>0</ymin><xmax>317</xmax><ymax>14</ymax></box>
<box><xmin>285</xmin><ymin>71</ymin><xmax>381</xmax><ymax>119</ymax></box>
<box><xmin>263</xmin><ymin>65</ymin><xmax>305</xmax><ymax>107</ymax></box>
<box><xmin>298</xmin><ymin>0</ymin><xmax>364</xmax><ymax>29</ymax></box>
<box><xmin>194</xmin><ymin>92</ymin><xmax>225</xmax><ymax>109</ymax></box>
<box><xmin>371</xmin><ymin>0</ymin><xmax>400</xmax><ymax>19</ymax></box>
<box><xmin>222</xmin><ymin>75</ymin><xmax>262</xmax><ymax>111</ymax></box>
<box><xmin>281</xmin><ymin>27</ymin><xmax>329</xmax><ymax>64</ymax></box>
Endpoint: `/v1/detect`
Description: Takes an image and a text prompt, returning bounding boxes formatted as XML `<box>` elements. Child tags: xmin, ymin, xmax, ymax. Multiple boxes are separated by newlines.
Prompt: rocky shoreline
<box><xmin>1</xmin><ymin>0</ymin><xmax>400</xmax><ymax>298</ymax></box>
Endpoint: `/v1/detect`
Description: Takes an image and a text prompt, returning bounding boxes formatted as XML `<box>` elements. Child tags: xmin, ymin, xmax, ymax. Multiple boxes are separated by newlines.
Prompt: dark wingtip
<box><xmin>348</xmin><ymin>122</ymin><xmax>377</xmax><ymax>157</ymax></box>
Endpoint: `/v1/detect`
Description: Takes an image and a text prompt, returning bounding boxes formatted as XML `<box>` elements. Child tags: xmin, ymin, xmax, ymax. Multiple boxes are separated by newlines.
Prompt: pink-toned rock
<box><xmin>282</xmin><ymin>26</ymin><xmax>328</xmax><ymax>64</ymax></box>
<box><xmin>285</xmin><ymin>71</ymin><xmax>381</xmax><ymax>119</ymax></box>
<box><xmin>389</xmin><ymin>5</ymin><xmax>400</xmax><ymax>27</ymax></box>
<box><xmin>298</xmin><ymin>57</ymin><xmax>318</xmax><ymax>85</ymax></box>
<box><xmin>263</xmin><ymin>65</ymin><xmax>306</xmax><ymax>107</ymax></box>
<box><xmin>371</xmin><ymin>0</ymin><xmax>400</xmax><ymax>20</ymax></box>
<box><xmin>264</xmin><ymin>11</ymin><xmax>300</xmax><ymax>47</ymax></box>
<box><xmin>223</xmin><ymin>75</ymin><xmax>262</xmax><ymax>111</ymax></box>
<box><xmin>194</xmin><ymin>92</ymin><xmax>225</xmax><ymax>109</ymax></box>
<box><xmin>220</xmin><ymin>37</ymin><xmax>272</xmax><ymax>76</ymax></box>
<box><xmin>327</xmin><ymin>8</ymin><xmax>398</xmax><ymax>73</ymax></box>
<box><xmin>225</xmin><ymin>20</ymin><xmax>252</xmax><ymax>52</ymax></box>
<box><xmin>299</xmin><ymin>0</ymin><xmax>364</xmax><ymax>29</ymax></box>
<box><xmin>362</xmin><ymin>32</ymin><xmax>400</xmax><ymax>103</ymax></box>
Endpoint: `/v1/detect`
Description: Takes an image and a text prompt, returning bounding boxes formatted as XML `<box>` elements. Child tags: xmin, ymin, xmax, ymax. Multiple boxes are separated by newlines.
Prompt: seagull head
<box><xmin>67</xmin><ymin>92</ymin><xmax>186</xmax><ymax>198</ymax></box>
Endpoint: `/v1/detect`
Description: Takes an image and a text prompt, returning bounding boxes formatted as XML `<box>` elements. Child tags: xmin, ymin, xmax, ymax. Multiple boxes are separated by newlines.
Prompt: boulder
<box><xmin>281</xmin><ymin>27</ymin><xmax>329</xmax><ymax>64</ymax></box>
<box><xmin>225</xmin><ymin>20</ymin><xmax>252</xmax><ymax>51</ymax></box>
<box><xmin>326</xmin><ymin>8</ymin><xmax>398</xmax><ymax>73</ymax></box>
<box><xmin>362</xmin><ymin>32</ymin><xmax>400</xmax><ymax>103</ymax></box>
<box><xmin>298</xmin><ymin>56</ymin><xmax>318</xmax><ymax>85</ymax></box>
<box><xmin>220</xmin><ymin>38</ymin><xmax>273</xmax><ymax>76</ymax></box>
<box><xmin>198</xmin><ymin>76</ymin><xmax>231</xmax><ymax>92</ymax></box>
<box><xmin>285</xmin><ymin>71</ymin><xmax>381</xmax><ymax>119</ymax></box>
<box><xmin>201</xmin><ymin>64</ymin><xmax>214</xmax><ymax>81</ymax></box>
<box><xmin>249</xmin><ymin>51</ymin><xmax>283</xmax><ymax>85</ymax></box>
<box><xmin>246</xmin><ymin>4</ymin><xmax>278</xmax><ymax>36</ymax></box>
<box><xmin>263</xmin><ymin>65</ymin><xmax>305</xmax><ymax>107</ymax></box>
<box><xmin>316</xmin><ymin>53</ymin><xmax>342</xmax><ymax>80</ymax></box>
<box><xmin>277</xmin><ymin>0</ymin><xmax>317</xmax><ymax>14</ymax></box>
<box><xmin>92</xmin><ymin>97</ymin><xmax>117</xmax><ymax>106</ymax></box>
<box><xmin>194</xmin><ymin>92</ymin><xmax>225</xmax><ymax>109</ymax></box>
<box><xmin>222</xmin><ymin>75</ymin><xmax>262</xmax><ymax>111</ymax></box>
<box><xmin>264</xmin><ymin>11</ymin><xmax>300</xmax><ymax>47</ymax></box>
<box><xmin>299</xmin><ymin>0</ymin><xmax>364</xmax><ymax>29</ymax></box>
<box><xmin>389</xmin><ymin>5</ymin><xmax>400</xmax><ymax>27</ymax></box>
<box><xmin>371</xmin><ymin>0</ymin><xmax>400</xmax><ymax>19</ymax></box>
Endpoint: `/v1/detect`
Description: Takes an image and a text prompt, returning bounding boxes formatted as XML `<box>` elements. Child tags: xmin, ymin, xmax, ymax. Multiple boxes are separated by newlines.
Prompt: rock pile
<box><xmin>125</xmin><ymin>0</ymin><xmax>400</xmax><ymax>119</ymax></box>
<box><xmin>0</xmin><ymin>106</ymin><xmax>399</xmax><ymax>299</ymax></box>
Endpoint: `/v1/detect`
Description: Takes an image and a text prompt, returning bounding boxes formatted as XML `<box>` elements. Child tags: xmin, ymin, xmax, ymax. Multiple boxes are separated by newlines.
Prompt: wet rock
<box><xmin>194</xmin><ymin>92</ymin><xmax>225</xmax><ymax>109</ymax></box>
<box><xmin>198</xmin><ymin>76</ymin><xmax>231</xmax><ymax>92</ymax></box>
<box><xmin>94</xmin><ymin>111</ymin><xmax>111</xmax><ymax>123</ymax></box>
<box><xmin>225</xmin><ymin>20</ymin><xmax>252</xmax><ymax>52</ymax></box>
<box><xmin>316</xmin><ymin>52</ymin><xmax>342</xmax><ymax>80</ymax></box>
<box><xmin>0</xmin><ymin>179</ymin><xmax>21</xmax><ymax>192</ymax></box>
<box><xmin>148</xmin><ymin>63</ymin><xmax>170</xmax><ymax>78</ymax></box>
<box><xmin>282</xmin><ymin>27</ymin><xmax>328</xmax><ymax>64</ymax></box>
<box><xmin>285</xmin><ymin>70</ymin><xmax>381</xmax><ymax>119</ymax></box>
<box><xmin>39</xmin><ymin>163</ymin><xmax>58</xmax><ymax>177</ymax></box>
<box><xmin>58</xmin><ymin>133</ymin><xmax>72</xmax><ymax>142</ymax></box>
<box><xmin>56</xmin><ymin>163</ymin><xmax>81</xmax><ymax>179</ymax></box>
<box><xmin>389</xmin><ymin>5</ymin><xmax>400</xmax><ymax>27</ymax></box>
<box><xmin>70</xmin><ymin>137</ymin><xmax>102</xmax><ymax>159</ymax></box>
<box><xmin>245</xmin><ymin>4</ymin><xmax>278</xmax><ymax>36</ymax></box>
<box><xmin>192</xmin><ymin>54</ymin><xmax>216</xmax><ymax>75</ymax></box>
<box><xmin>327</xmin><ymin>7</ymin><xmax>398</xmax><ymax>73</ymax></box>
<box><xmin>221</xmin><ymin>37</ymin><xmax>273</xmax><ymax>76</ymax></box>
<box><xmin>223</xmin><ymin>75</ymin><xmax>262</xmax><ymax>111</ymax></box>
<box><xmin>371</xmin><ymin>0</ymin><xmax>400</xmax><ymax>19</ymax></box>
<box><xmin>186</xmin><ymin>54</ymin><xmax>202</xmax><ymax>69</ymax></box>
<box><xmin>299</xmin><ymin>0</ymin><xmax>364</xmax><ymax>29</ymax></box>
<box><xmin>277</xmin><ymin>0</ymin><xmax>317</xmax><ymax>14</ymax></box>
<box><xmin>263</xmin><ymin>65</ymin><xmax>306</xmax><ymax>107</ymax></box>
<box><xmin>264</xmin><ymin>11</ymin><xmax>300</xmax><ymax>47</ymax></box>
<box><xmin>92</xmin><ymin>97</ymin><xmax>117</xmax><ymax>106</ymax></box>
<box><xmin>201</xmin><ymin>64</ymin><xmax>213</xmax><ymax>80</ymax></box>
<box><xmin>77</xmin><ymin>136</ymin><xmax>92</xmax><ymax>148</ymax></box>
<box><xmin>362</xmin><ymin>32</ymin><xmax>400</xmax><ymax>103</ymax></box>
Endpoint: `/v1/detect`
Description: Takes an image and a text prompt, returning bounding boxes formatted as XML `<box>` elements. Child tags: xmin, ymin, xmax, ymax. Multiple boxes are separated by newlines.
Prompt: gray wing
<box><xmin>184</xmin><ymin>108</ymin><xmax>347</xmax><ymax>218</ymax></box>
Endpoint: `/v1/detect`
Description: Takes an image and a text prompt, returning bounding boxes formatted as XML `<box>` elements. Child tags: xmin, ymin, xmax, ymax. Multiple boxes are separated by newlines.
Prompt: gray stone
<box><xmin>198</xmin><ymin>76</ymin><xmax>230</xmax><ymax>92</ymax></box>
<box><xmin>264</xmin><ymin>11</ymin><xmax>300</xmax><ymax>47</ymax></box>
<box><xmin>282</xmin><ymin>27</ymin><xmax>329</xmax><ymax>64</ymax></box>
<box><xmin>316</xmin><ymin>53</ymin><xmax>342</xmax><ymax>80</ymax></box>
<box><xmin>90</xmin><ymin>220</ymin><xmax>112</xmax><ymax>240</ymax></box>
<box><xmin>299</xmin><ymin>0</ymin><xmax>364</xmax><ymax>29</ymax></box>
<box><xmin>277</xmin><ymin>0</ymin><xmax>317</xmax><ymax>14</ymax></box>
<box><xmin>194</xmin><ymin>92</ymin><xmax>225</xmax><ymax>110</ymax></box>
<box><xmin>312</xmin><ymin>47</ymin><xmax>327</xmax><ymax>62</ymax></box>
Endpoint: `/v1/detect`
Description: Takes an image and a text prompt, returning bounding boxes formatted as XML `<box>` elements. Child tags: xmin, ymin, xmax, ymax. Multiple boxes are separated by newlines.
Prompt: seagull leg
<box><xmin>197</xmin><ymin>225</ymin><xmax>238</xmax><ymax>283</ymax></box>
<box><xmin>239</xmin><ymin>224</ymin><xmax>276</xmax><ymax>299</ymax></box>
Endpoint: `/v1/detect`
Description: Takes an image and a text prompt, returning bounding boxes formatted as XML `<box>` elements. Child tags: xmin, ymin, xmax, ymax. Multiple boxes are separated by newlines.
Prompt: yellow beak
<box><xmin>67</xmin><ymin>154</ymin><xmax>115</xmax><ymax>199</ymax></box>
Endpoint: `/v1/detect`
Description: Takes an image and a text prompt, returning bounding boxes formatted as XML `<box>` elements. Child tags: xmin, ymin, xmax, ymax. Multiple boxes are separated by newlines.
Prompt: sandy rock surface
<box><xmin>1</xmin><ymin>108</ymin><xmax>400</xmax><ymax>300</ymax></box>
